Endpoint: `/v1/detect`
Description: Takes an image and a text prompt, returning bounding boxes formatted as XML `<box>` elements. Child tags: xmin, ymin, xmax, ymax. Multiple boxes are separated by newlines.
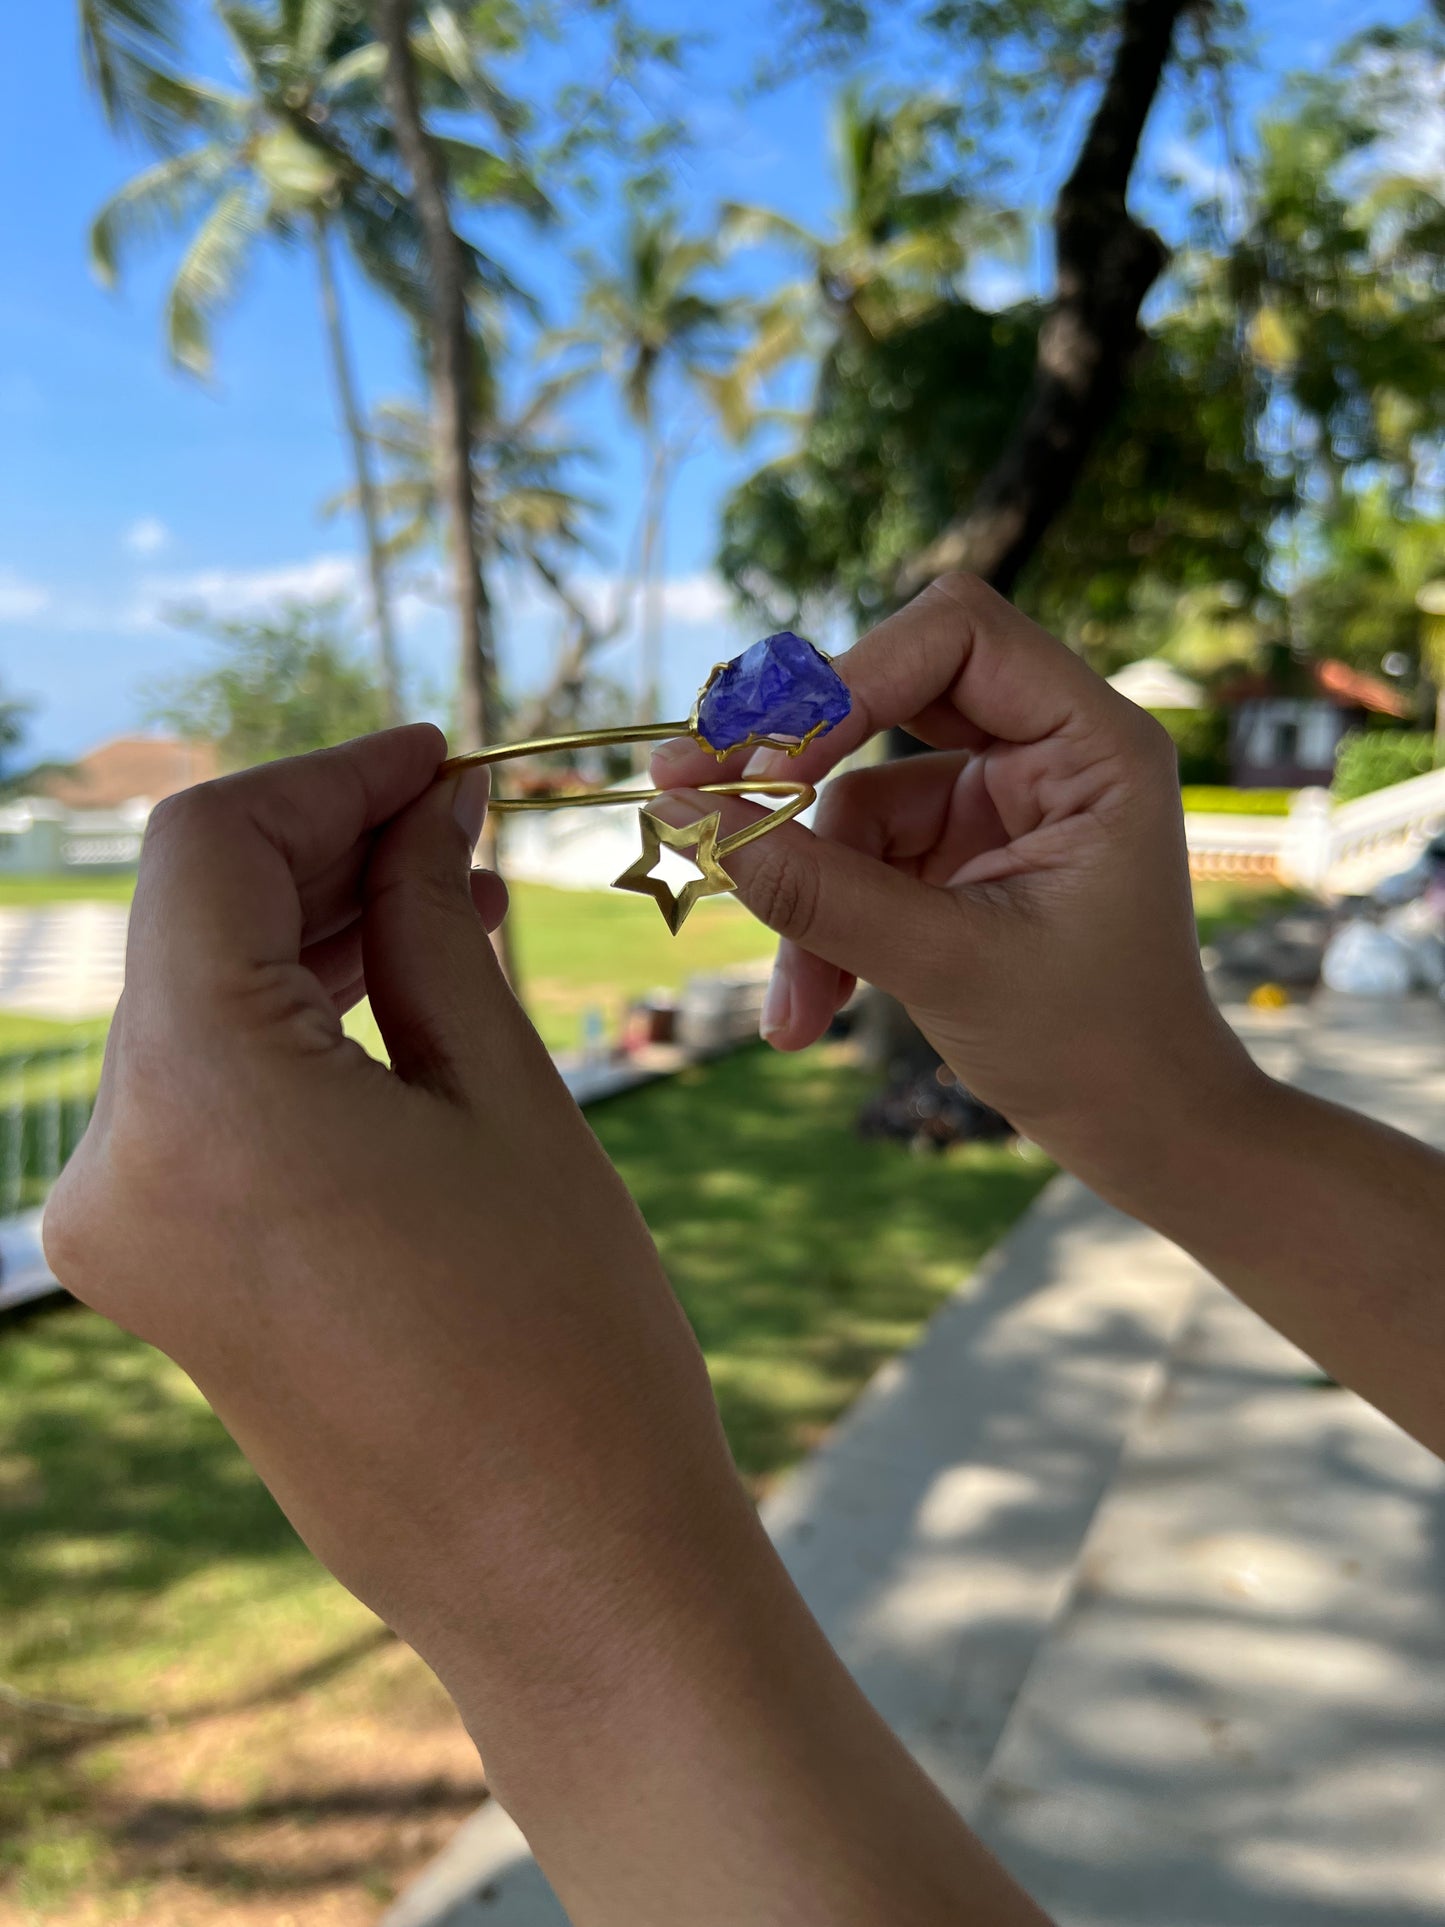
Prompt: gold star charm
<box><xmin>613</xmin><ymin>808</ymin><xmax>736</xmax><ymax>933</ymax></box>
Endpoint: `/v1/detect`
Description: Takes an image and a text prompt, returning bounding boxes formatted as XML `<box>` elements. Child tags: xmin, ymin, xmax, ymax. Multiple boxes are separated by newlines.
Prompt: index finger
<box><xmin>127</xmin><ymin>724</ymin><xmax>446</xmax><ymax>1006</ymax></box>
<box><xmin>653</xmin><ymin>574</ymin><xmax>1119</xmax><ymax>790</ymax></box>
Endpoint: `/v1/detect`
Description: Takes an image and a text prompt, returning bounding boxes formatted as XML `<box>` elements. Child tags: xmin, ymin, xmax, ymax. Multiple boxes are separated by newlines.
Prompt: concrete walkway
<box><xmin>384</xmin><ymin>994</ymin><xmax>1445</xmax><ymax>1927</ymax></box>
<box><xmin>973</xmin><ymin>997</ymin><xmax>1445</xmax><ymax>1927</ymax></box>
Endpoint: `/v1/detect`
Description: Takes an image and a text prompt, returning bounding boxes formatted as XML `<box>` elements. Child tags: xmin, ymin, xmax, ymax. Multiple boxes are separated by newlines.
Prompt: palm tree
<box><xmin>373</xmin><ymin>0</ymin><xmax>502</xmax><ymax>752</ymax></box>
<box><xmin>568</xmin><ymin>211</ymin><xmax>736</xmax><ymax>730</ymax></box>
<box><xmin>87</xmin><ymin>1</ymin><xmax>525</xmax><ymax>727</ymax></box>
<box><xmin>79</xmin><ymin>0</ymin><xmax>191</xmax><ymax>148</ymax></box>
<box><xmin>333</xmin><ymin>360</ymin><xmax>609</xmax><ymax>734</ymax></box>
<box><xmin>723</xmin><ymin>85</ymin><xmax>1009</xmax><ymax>395</ymax></box>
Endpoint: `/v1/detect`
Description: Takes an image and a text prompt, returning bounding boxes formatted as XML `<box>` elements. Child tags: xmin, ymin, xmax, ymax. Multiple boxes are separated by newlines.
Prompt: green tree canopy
<box><xmin>146</xmin><ymin>601</ymin><xmax>388</xmax><ymax>767</ymax></box>
<box><xmin>720</xmin><ymin>16</ymin><xmax>1445</xmax><ymax>679</ymax></box>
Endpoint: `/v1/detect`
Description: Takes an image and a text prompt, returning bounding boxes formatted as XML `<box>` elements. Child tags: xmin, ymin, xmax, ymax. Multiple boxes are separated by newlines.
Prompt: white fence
<box><xmin>0</xmin><ymin>1039</ymin><xmax>100</xmax><ymax>1309</ymax></box>
<box><xmin>0</xmin><ymin>1037</ymin><xmax>99</xmax><ymax>1216</ymax></box>
<box><xmin>1186</xmin><ymin>766</ymin><xmax>1445</xmax><ymax>896</ymax></box>
<box><xmin>0</xmin><ymin>798</ymin><xmax>146</xmax><ymax>876</ymax></box>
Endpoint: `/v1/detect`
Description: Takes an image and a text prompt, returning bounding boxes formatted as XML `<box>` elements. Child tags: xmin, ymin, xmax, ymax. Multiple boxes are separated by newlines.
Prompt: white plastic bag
<box><xmin>1320</xmin><ymin>919</ymin><xmax>1414</xmax><ymax>997</ymax></box>
<box><xmin>1381</xmin><ymin>902</ymin><xmax>1445</xmax><ymax>991</ymax></box>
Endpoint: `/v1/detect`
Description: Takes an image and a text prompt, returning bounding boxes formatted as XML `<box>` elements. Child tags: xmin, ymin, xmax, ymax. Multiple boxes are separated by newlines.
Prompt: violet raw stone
<box><xmin>695</xmin><ymin>630</ymin><xmax>851</xmax><ymax>754</ymax></box>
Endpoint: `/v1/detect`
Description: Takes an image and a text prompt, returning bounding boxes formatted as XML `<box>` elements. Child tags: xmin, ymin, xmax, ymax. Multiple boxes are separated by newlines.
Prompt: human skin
<box><xmin>42</xmin><ymin>721</ymin><xmax>1049</xmax><ymax>1927</ymax></box>
<box><xmin>44</xmin><ymin>573</ymin><xmax>1445</xmax><ymax>1924</ymax></box>
<box><xmin>652</xmin><ymin>571</ymin><xmax>1445</xmax><ymax>1464</ymax></box>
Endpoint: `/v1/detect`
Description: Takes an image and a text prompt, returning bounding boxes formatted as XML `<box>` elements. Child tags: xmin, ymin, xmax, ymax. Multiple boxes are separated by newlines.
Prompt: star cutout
<box><xmin>613</xmin><ymin>808</ymin><xmax>736</xmax><ymax>933</ymax></box>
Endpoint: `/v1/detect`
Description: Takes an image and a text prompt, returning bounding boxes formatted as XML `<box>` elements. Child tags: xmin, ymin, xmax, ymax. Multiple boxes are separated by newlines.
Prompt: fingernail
<box><xmin>652</xmin><ymin>737</ymin><xmax>694</xmax><ymax>773</ymax></box>
<box><xmin>451</xmin><ymin>765</ymin><xmax>491</xmax><ymax>849</ymax></box>
<box><xmin>743</xmin><ymin>747</ymin><xmax>786</xmax><ymax>780</ymax></box>
<box><xmin>649</xmin><ymin>790</ymin><xmax>712</xmax><ymax>829</ymax></box>
<box><xmin>760</xmin><ymin>962</ymin><xmax>792</xmax><ymax>1040</ymax></box>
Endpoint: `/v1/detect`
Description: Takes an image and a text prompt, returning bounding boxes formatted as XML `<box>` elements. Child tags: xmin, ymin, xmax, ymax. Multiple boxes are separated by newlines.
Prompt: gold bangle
<box><xmin>438</xmin><ymin>635</ymin><xmax>849</xmax><ymax>931</ymax></box>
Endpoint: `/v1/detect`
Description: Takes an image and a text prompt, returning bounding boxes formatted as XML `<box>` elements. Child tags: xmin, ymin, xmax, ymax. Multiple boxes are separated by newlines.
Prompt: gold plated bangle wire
<box><xmin>440</xmin><ymin>726</ymin><xmax>816</xmax><ymax>933</ymax></box>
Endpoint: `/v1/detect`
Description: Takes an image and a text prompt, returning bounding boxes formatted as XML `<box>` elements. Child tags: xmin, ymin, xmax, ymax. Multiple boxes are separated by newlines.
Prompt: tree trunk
<box><xmin>513</xmin><ymin>556</ymin><xmax>617</xmax><ymax>738</ymax></box>
<box><xmin>898</xmin><ymin>0</ymin><xmax>1197</xmax><ymax>601</ymax></box>
<box><xmin>312</xmin><ymin>215</ymin><xmax>404</xmax><ymax>727</ymax></box>
<box><xmin>374</xmin><ymin>0</ymin><xmax>515</xmax><ymax>984</ymax></box>
<box><xmin>373</xmin><ymin>0</ymin><xmax>498</xmax><ymax>747</ymax></box>
<box><xmin>635</xmin><ymin>426</ymin><xmax>668</xmax><ymax>743</ymax></box>
<box><xmin>875</xmin><ymin>0</ymin><xmax>1197</xmax><ymax>1094</ymax></box>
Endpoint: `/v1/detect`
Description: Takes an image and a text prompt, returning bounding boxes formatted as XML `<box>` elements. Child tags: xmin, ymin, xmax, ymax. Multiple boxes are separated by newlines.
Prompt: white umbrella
<box><xmin>1106</xmin><ymin>658</ymin><xmax>1207</xmax><ymax>710</ymax></box>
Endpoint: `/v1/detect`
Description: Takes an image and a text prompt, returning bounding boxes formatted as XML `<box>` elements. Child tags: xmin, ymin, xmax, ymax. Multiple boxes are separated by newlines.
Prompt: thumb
<box><xmin>362</xmin><ymin>765</ymin><xmax>548</xmax><ymax>1102</ymax></box>
<box><xmin>650</xmin><ymin>790</ymin><xmax>969</xmax><ymax>1016</ymax></box>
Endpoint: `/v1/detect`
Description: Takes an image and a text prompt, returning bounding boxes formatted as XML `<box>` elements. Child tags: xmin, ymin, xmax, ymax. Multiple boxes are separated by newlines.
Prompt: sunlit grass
<box><xmin>0</xmin><ymin>873</ymin><xmax>137</xmax><ymax>907</ymax></box>
<box><xmin>0</xmin><ymin>1040</ymin><xmax>1049</xmax><ymax>1916</ymax></box>
<box><xmin>342</xmin><ymin>879</ymin><xmax>773</xmax><ymax>1057</ymax></box>
<box><xmin>1191</xmin><ymin>878</ymin><xmax>1305</xmax><ymax>948</ymax></box>
<box><xmin>595</xmin><ymin>1043</ymin><xmax>1052</xmax><ymax>1480</ymax></box>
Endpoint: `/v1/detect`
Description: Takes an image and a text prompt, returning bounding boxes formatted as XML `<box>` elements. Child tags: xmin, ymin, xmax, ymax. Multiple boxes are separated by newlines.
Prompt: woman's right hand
<box><xmin>652</xmin><ymin>573</ymin><xmax>1262</xmax><ymax>1186</ymax></box>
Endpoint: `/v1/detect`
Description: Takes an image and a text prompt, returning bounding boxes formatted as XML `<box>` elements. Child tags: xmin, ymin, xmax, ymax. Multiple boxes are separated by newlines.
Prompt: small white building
<box><xmin>1</xmin><ymin>735</ymin><xmax>220</xmax><ymax>876</ymax></box>
<box><xmin>1220</xmin><ymin>660</ymin><xmax>1411</xmax><ymax>789</ymax></box>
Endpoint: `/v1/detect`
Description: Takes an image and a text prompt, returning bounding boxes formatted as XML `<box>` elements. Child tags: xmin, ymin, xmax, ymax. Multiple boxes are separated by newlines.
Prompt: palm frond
<box><xmin>321</xmin><ymin>39</ymin><xmax>387</xmax><ymax>97</ymax></box>
<box><xmin>435</xmin><ymin>137</ymin><xmax>551</xmax><ymax>221</ymax></box>
<box><xmin>292</xmin><ymin>0</ymin><xmax>345</xmax><ymax>71</ymax></box>
<box><xmin>80</xmin><ymin>0</ymin><xmax>183</xmax><ymax>141</ymax></box>
<box><xmin>166</xmin><ymin>182</ymin><xmax>267</xmax><ymax>374</ymax></box>
<box><xmin>90</xmin><ymin>144</ymin><xmax>231</xmax><ymax>286</ymax></box>
<box><xmin>721</xmin><ymin>202</ymin><xmax>823</xmax><ymax>257</ymax></box>
<box><xmin>215</xmin><ymin>1</ymin><xmax>276</xmax><ymax>79</ymax></box>
<box><xmin>415</xmin><ymin>5</ymin><xmax>525</xmax><ymax>136</ymax></box>
<box><xmin>253</xmin><ymin>124</ymin><xmax>344</xmax><ymax>205</ymax></box>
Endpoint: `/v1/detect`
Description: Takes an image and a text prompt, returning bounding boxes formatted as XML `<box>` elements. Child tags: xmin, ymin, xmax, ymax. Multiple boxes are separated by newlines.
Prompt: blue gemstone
<box><xmin>695</xmin><ymin>631</ymin><xmax>851</xmax><ymax>755</ymax></box>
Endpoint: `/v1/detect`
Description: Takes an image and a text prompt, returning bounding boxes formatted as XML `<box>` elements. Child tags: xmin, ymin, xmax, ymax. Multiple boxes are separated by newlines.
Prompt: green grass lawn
<box><xmin>0</xmin><ymin>873</ymin><xmax>138</xmax><ymax>907</ymax></box>
<box><xmin>344</xmin><ymin>881</ymin><xmax>774</xmax><ymax>1060</ymax></box>
<box><xmin>0</xmin><ymin>873</ymin><xmax>1299</xmax><ymax>1216</ymax></box>
<box><xmin>0</xmin><ymin>865</ymin><xmax>1298</xmax><ymax>1920</ymax></box>
<box><xmin>1191</xmin><ymin>877</ymin><xmax>1305</xmax><ymax>949</ymax></box>
<box><xmin>0</xmin><ymin>1041</ymin><xmax>1050</xmax><ymax>1921</ymax></box>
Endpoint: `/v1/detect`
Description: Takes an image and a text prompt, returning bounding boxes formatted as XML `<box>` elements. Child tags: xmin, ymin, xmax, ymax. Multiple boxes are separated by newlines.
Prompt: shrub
<box><xmin>1149</xmin><ymin>707</ymin><xmax>1230</xmax><ymax>785</ymax></box>
<box><xmin>1332</xmin><ymin>729</ymin><xmax>1438</xmax><ymax>802</ymax></box>
<box><xmin>1180</xmin><ymin>786</ymin><xmax>1295</xmax><ymax>816</ymax></box>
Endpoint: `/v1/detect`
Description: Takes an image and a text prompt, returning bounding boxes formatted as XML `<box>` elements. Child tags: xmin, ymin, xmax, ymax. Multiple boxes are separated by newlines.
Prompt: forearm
<box><xmin>435</xmin><ymin>1458</ymin><xmax>1050</xmax><ymax>1927</ymax></box>
<box><xmin>1077</xmin><ymin>1061</ymin><xmax>1445</xmax><ymax>1458</ymax></box>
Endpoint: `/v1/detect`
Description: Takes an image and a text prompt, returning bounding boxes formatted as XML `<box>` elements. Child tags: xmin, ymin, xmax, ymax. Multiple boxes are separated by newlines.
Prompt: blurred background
<box><xmin>2</xmin><ymin>1</ymin><xmax>1444</xmax><ymax>1921</ymax></box>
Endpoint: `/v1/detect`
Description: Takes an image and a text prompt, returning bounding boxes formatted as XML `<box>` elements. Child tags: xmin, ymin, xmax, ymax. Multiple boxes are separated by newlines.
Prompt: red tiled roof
<box><xmin>1218</xmin><ymin>659</ymin><xmax>1411</xmax><ymax>718</ymax></box>
<box><xmin>40</xmin><ymin>736</ymin><xmax>220</xmax><ymax>810</ymax></box>
<box><xmin>1314</xmin><ymin>658</ymin><xmax>1411</xmax><ymax>717</ymax></box>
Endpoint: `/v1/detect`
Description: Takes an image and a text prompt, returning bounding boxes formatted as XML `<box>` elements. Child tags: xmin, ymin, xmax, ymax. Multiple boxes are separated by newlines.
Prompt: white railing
<box><xmin>0</xmin><ymin>1039</ymin><xmax>98</xmax><ymax>1218</ymax></box>
<box><xmin>1328</xmin><ymin>765</ymin><xmax>1445</xmax><ymax>895</ymax></box>
<box><xmin>1183</xmin><ymin>813</ymin><xmax>1290</xmax><ymax>882</ymax></box>
<box><xmin>1184</xmin><ymin>766</ymin><xmax>1445</xmax><ymax>896</ymax></box>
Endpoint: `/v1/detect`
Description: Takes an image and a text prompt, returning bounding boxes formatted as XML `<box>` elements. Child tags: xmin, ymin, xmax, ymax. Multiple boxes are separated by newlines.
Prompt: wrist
<box><xmin>440</xmin><ymin>1493</ymin><xmax>1042</xmax><ymax>1927</ymax></box>
<box><xmin>435</xmin><ymin>1481</ymin><xmax>795</xmax><ymax>1856</ymax></box>
<box><xmin>1020</xmin><ymin>1006</ymin><xmax>1275</xmax><ymax>1227</ymax></box>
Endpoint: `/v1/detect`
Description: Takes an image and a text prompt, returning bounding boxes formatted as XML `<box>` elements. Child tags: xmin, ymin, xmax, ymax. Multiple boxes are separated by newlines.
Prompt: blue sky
<box><xmin>0</xmin><ymin>0</ymin><xmax>1424</xmax><ymax>759</ymax></box>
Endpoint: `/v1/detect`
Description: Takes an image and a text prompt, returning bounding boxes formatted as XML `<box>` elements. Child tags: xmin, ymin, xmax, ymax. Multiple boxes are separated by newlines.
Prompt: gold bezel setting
<box><xmin>437</xmin><ymin>639</ymin><xmax>846</xmax><ymax>930</ymax></box>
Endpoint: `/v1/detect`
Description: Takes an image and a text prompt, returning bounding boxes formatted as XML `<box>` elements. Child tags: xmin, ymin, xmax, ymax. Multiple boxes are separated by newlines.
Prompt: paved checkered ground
<box><xmin>0</xmin><ymin>904</ymin><xmax>129</xmax><ymax>1020</ymax></box>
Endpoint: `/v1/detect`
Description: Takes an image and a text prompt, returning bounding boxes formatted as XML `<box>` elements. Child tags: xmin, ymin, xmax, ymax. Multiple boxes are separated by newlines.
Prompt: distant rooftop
<box><xmin>1219</xmin><ymin>659</ymin><xmax>1411</xmax><ymax>719</ymax></box>
<box><xmin>39</xmin><ymin>735</ymin><xmax>219</xmax><ymax>811</ymax></box>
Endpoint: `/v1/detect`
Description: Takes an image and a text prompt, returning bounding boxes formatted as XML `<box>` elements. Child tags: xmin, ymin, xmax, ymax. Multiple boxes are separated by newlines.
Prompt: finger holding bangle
<box><xmin>440</xmin><ymin>632</ymin><xmax>850</xmax><ymax>931</ymax></box>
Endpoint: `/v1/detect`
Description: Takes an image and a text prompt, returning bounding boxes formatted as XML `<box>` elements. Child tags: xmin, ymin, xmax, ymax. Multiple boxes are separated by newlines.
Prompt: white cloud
<box><xmin>564</xmin><ymin>569</ymin><xmax>735</xmax><ymax>630</ymax></box>
<box><xmin>0</xmin><ymin>566</ymin><xmax>53</xmax><ymax>622</ymax></box>
<box><xmin>656</xmin><ymin>572</ymin><xmax>734</xmax><ymax>625</ymax></box>
<box><xmin>131</xmin><ymin>552</ymin><xmax>364</xmax><ymax>626</ymax></box>
<box><xmin>123</xmin><ymin>516</ymin><xmax>172</xmax><ymax>558</ymax></box>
